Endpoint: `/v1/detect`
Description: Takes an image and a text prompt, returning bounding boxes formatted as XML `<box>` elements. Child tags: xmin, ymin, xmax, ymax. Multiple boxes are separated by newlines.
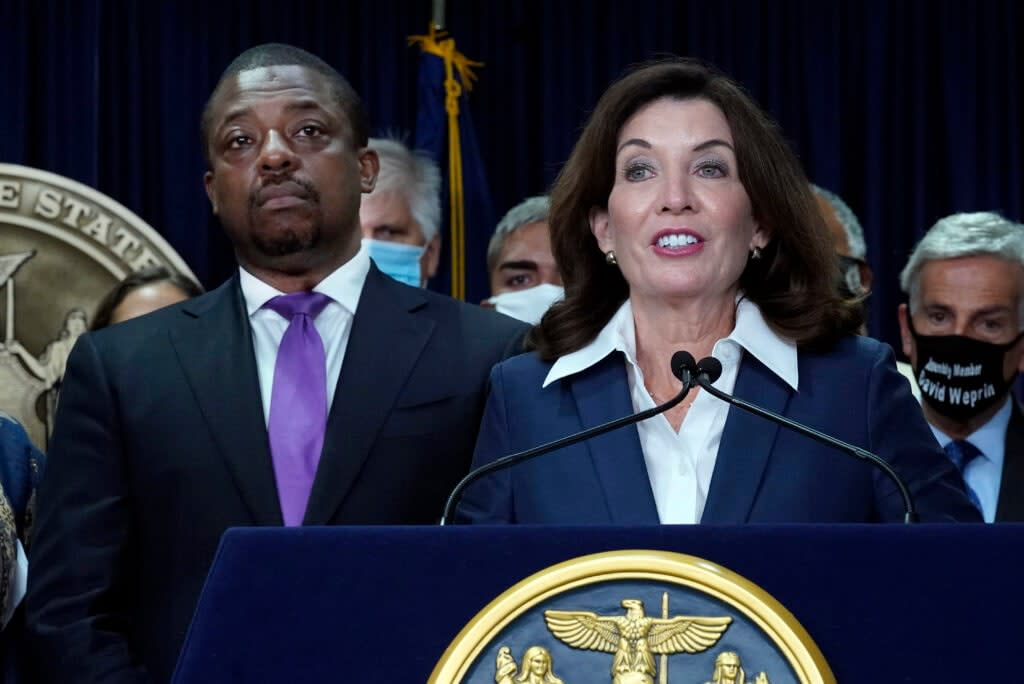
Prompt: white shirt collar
<box><xmin>543</xmin><ymin>295</ymin><xmax>798</xmax><ymax>391</ymax></box>
<box><xmin>238</xmin><ymin>244</ymin><xmax>370</xmax><ymax>318</ymax></box>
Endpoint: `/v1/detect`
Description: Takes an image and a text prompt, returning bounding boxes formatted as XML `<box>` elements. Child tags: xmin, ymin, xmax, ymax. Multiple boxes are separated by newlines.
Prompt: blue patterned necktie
<box><xmin>943</xmin><ymin>440</ymin><xmax>983</xmax><ymax>513</ymax></box>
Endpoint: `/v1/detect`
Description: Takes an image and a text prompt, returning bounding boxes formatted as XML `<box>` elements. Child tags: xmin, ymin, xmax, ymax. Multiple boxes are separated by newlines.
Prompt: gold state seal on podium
<box><xmin>430</xmin><ymin>550</ymin><xmax>834</xmax><ymax>684</ymax></box>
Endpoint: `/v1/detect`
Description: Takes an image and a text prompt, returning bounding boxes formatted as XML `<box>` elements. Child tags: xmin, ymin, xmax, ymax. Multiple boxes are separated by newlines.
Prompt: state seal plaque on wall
<box><xmin>0</xmin><ymin>164</ymin><xmax>197</xmax><ymax>450</ymax></box>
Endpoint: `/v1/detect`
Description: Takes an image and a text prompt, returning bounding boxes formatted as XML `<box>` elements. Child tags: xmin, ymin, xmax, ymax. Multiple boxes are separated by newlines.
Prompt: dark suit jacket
<box><xmin>25</xmin><ymin>266</ymin><xmax>527</xmax><ymax>684</ymax></box>
<box><xmin>996</xmin><ymin>401</ymin><xmax>1024</xmax><ymax>521</ymax></box>
<box><xmin>458</xmin><ymin>336</ymin><xmax>981</xmax><ymax>524</ymax></box>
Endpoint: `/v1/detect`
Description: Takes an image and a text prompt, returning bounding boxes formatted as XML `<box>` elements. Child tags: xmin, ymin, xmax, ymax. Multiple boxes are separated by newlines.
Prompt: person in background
<box><xmin>811</xmin><ymin>184</ymin><xmax>872</xmax><ymax>302</ymax></box>
<box><xmin>457</xmin><ymin>57</ymin><xmax>978</xmax><ymax>525</ymax></box>
<box><xmin>358</xmin><ymin>136</ymin><xmax>442</xmax><ymax>287</ymax></box>
<box><xmin>811</xmin><ymin>184</ymin><xmax>921</xmax><ymax>397</ymax></box>
<box><xmin>90</xmin><ymin>266</ymin><xmax>204</xmax><ymax>330</ymax></box>
<box><xmin>483</xmin><ymin>196</ymin><xmax>564</xmax><ymax>324</ymax></box>
<box><xmin>0</xmin><ymin>412</ymin><xmax>45</xmax><ymax>683</ymax></box>
<box><xmin>897</xmin><ymin>211</ymin><xmax>1024</xmax><ymax>522</ymax></box>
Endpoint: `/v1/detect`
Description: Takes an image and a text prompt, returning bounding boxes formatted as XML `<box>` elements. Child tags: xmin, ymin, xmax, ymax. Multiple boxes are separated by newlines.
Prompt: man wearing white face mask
<box><xmin>359</xmin><ymin>136</ymin><xmax>442</xmax><ymax>287</ymax></box>
<box><xmin>483</xmin><ymin>196</ymin><xmax>565</xmax><ymax>324</ymax></box>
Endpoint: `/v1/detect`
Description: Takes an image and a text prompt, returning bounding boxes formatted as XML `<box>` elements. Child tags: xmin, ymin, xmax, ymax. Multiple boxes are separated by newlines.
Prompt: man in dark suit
<box><xmin>897</xmin><ymin>211</ymin><xmax>1024</xmax><ymax>522</ymax></box>
<box><xmin>26</xmin><ymin>43</ymin><xmax>526</xmax><ymax>683</ymax></box>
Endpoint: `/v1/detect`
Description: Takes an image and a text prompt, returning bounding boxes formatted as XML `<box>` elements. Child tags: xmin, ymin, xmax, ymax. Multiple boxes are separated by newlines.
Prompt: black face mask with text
<box><xmin>909</xmin><ymin>318</ymin><xmax>1024</xmax><ymax>422</ymax></box>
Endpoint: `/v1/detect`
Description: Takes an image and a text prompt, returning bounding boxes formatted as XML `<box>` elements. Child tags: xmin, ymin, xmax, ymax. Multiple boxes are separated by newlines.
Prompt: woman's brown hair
<box><xmin>529</xmin><ymin>58</ymin><xmax>862</xmax><ymax>360</ymax></box>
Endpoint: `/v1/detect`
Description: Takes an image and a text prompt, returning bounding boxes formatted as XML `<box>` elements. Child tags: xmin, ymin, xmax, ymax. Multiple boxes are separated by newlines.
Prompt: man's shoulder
<box><xmin>431</xmin><ymin>291</ymin><xmax>528</xmax><ymax>336</ymax></box>
<box><xmin>88</xmin><ymin>279</ymin><xmax>234</xmax><ymax>347</ymax></box>
<box><xmin>379</xmin><ymin>279</ymin><xmax>529</xmax><ymax>344</ymax></box>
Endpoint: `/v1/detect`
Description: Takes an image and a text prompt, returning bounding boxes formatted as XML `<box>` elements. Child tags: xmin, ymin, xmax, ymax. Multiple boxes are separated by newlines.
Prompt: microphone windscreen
<box><xmin>696</xmin><ymin>356</ymin><xmax>723</xmax><ymax>383</ymax></box>
<box><xmin>670</xmin><ymin>351</ymin><xmax>696</xmax><ymax>381</ymax></box>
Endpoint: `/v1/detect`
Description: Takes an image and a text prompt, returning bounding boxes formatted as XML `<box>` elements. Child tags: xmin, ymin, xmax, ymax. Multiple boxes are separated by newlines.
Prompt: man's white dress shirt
<box><xmin>239</xmin><ymin>245</ymin><xmax>370</xmax><ymax>424</ymax></box>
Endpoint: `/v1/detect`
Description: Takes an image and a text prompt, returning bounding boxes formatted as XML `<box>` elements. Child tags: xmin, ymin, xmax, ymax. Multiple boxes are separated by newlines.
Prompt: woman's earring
<box><xmin>750</xmin><ymin>246</ymin><xmax>762</xmax><ymax>260</ymax></box>
<box><xmin>605</xmin><ymin>251</ymin><xmax>618</xmax><ymax>265</ymax></box>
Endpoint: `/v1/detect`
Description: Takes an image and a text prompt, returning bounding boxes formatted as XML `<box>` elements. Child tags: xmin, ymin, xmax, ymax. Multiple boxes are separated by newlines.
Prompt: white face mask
<box><xmin>485</xmin><ymin>283</ymin><xmax>565</xmax><ymax>324</ymax></box>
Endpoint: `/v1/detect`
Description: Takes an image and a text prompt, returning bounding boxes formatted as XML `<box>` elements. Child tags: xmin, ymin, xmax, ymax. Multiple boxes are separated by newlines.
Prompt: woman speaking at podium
<box><xmin>458</xmin><ymin>58</ymin><xmax>978</xmax><ymax>525</ymax></box>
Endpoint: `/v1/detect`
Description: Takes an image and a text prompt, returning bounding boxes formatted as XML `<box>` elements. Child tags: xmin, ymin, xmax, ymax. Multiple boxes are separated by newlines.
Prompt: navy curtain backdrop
<box><xmin>2</xmin><ymin>0</ymin><xmax>1021</xmax><ymax>350</ymax></box>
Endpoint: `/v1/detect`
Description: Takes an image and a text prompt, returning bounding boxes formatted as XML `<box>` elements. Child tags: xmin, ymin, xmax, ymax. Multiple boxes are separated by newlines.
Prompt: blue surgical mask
<box><xmin>485</xmin><ymin>284</ymin><xmax>565</xmax><ymax>324</ymax></box>
<box><xmin>362</xmin><ymin>239</ymin><xmax>425</xmax><ymax>287</ymax></box>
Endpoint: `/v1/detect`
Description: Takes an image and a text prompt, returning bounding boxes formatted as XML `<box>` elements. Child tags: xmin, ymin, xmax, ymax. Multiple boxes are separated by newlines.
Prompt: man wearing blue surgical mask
<box><xmin>483</xmin><ymin>196</ymin><xmax>564</xmax><ymax>324</ymax></box>
<box><xmin>897</xmin><ymin>212</ymin><xmax>1024</xmax><ymax>522</ymax></box>
<box><xmin>359</xmin><ymin>137</ymin><xmax>442</xmax><ymax>287</ymax></box>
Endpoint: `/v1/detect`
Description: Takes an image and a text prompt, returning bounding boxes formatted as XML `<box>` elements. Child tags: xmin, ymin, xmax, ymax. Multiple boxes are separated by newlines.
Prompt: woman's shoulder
<box><xmin>0</xmin><ymin>412</ymin><xmax>44</xmax><ymax>519</ymax></box>
<box><xmin>492</xmin><ymin>349</ymin><xmax>627</xmax><ymax>400</ymax></box>
<box><xmin>0</xmin><ymin>413</ymin><xmax>34</xmax><ymax>453</ymax></box>
<box><xmin>799</xmin><ymin>334</ymin><xmax>897</xmax><ymax>371</ymax></box>
<box><xmin>494</xmin><ymin>350</ymin><xmax>557</xmax><ymax>385</ymax></box>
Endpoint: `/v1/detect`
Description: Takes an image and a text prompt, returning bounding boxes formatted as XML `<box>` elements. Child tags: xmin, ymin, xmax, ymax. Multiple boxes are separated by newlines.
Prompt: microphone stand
<box><xmin>439</xmin><ymin>353</ymin><xmax>696</xmax><ymax>525</ymax></box>
<box><xmin>691</xmin><ymin>359</ymin><xmax>919</xmax><ymax>524</ymax></box>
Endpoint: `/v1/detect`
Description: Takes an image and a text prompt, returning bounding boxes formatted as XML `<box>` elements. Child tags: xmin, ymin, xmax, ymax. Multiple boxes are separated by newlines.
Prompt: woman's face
<box><xmin>591</xmin><ymin>97</ymin><xmax>766</xmax><ymax>305</ymax></box>
<box><xmin>110</xmin><ymin>281</ymin><xmax>192</xmax><ymax>325</ymax></box>
<box><xmin>528</xmin><ymin>652</ymin><xmax>548</xmax><ymax>675</ymax></box>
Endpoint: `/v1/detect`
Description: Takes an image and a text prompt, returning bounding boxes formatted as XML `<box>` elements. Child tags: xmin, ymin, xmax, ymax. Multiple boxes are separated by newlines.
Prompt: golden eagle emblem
<box><xmin>544</xmin><ymin>598</ymin><xmax>731</xmax><ymax>684</ymax></box>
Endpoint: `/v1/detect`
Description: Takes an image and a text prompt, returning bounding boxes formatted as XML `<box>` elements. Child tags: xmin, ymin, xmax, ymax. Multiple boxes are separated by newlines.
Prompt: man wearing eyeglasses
<box><xmin>811</xmin><ymin>185</ymin><xmax>922</xmax><ymax>398</ymax></box>
<box><xmin>812</xmin><ymin>186</ymin><xmax>872</xmax><ymax>305</ymax></box>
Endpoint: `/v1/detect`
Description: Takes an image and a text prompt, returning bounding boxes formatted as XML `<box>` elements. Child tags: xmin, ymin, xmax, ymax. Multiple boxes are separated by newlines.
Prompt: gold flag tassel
<box><xmin>408</xmin><ymin>25</ymin><xmax>483</xmax><ymax>301</ymax></box>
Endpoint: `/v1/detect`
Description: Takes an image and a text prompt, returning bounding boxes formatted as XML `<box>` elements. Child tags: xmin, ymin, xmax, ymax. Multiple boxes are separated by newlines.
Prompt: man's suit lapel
<box><xmin>701</xmin><ymin>353</ymin><xmax>791</xmax><ymax>523</ymax></box>
<box><xmin>303</xmin><ymin>268</ymin><xmax>435</xmax><ymax>525</ymax></box>
<box><xmin>170</xmin><ymin>277</ymin><xmax>283</xmax><ymax>525</ymax></box>
<box><xmin>570</xmin><ymin>354</ymin><xmax>660</xmax><ymax>524</ymax></box>
<box><xmin>996</xmin><ymin>400</ymin><xmax>1024</xmax><ymax>521</ymax></box>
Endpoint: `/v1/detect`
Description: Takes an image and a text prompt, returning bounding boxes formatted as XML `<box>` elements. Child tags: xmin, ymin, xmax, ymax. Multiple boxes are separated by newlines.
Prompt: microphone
<box><xmin>439</xmin><ymin>351</ymin><xmax>697</xmax><ymax>525</ymax></box>
<box><xmin>686</xmin><ymin>356</ymin><xmax>919</xmax><ymax>524</ymax></box>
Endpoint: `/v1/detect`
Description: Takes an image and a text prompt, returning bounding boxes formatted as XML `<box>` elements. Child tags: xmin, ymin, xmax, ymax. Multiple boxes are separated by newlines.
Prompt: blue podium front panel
<box><xmin>174</xmin><ymin>524</ymin><xmax>1022</xmax><ymax>683</ymax></box>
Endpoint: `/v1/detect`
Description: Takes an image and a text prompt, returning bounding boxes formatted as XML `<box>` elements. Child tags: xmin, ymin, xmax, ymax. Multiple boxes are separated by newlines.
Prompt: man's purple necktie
<box><xmin>265</xmin><ymin>292</ymin><xmax>332</xmax><ymax>526</ymax></box>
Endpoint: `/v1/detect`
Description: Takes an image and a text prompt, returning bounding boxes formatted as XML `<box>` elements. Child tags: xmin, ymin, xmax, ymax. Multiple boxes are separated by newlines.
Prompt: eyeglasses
<box><xmin>838</xmin><ymin>255</ymin><xmax>867</xmax><ymax>275</ymax></box>
<box><xmin>837</xmin><ymin>255</ymin><xmax>869</xmax><ymax>297</ymax></box>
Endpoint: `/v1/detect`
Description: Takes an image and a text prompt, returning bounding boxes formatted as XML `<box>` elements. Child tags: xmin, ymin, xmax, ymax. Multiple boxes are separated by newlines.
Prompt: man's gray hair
<box><xmin>368</xmin><ymin>136</ymin><xmax>442</xmax><ymax>242</ymax></box>
<box><xmin>487</xmin><ymin>196</ymin><xmax>550</xmax><ymax>273</ymax></box>
<box><xmin>811</xmin><ymin>184</ymin><xmax>866</xmax><ymax>260</ymax></box>
<box><xmin>900</xmin><ymin>211</ymin><xmax>1024</xmax><ymax>315</ymax></box>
